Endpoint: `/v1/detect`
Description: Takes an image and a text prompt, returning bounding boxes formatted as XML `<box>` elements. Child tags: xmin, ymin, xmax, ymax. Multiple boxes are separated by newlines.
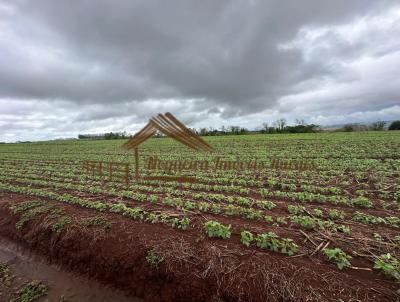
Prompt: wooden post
<box><xmin>124</xmin><ymin>163</ymin><xmax>130</xmax><ymax>186</ymax></box>
<box><xmin>89</xmin><ymin>161</ymin><xmax>96</xmax><ymax>177</ymax></box>
<box><xmin>134</xmin><ymin>147</ymin><xmax>139</xmax><ymax>179</ymax></box>
<box><xmin>109</xmin><ymin>162</ymin><xmax>113</xmax><ymax>181</ymax></box>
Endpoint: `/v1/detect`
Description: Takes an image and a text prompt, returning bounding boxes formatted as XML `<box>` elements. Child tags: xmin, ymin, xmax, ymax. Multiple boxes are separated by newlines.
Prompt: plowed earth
<box><xmin>0</xmin><ymin>193</ymin><xmax>398</xmax><ymax>302</ymax></box>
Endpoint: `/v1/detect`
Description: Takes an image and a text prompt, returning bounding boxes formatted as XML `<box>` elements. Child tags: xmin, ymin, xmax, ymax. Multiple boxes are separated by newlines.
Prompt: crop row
<box><xmin>0</xmin><ymin>182</ymin><xmax>191</xmax><ymax>230</ymax></box>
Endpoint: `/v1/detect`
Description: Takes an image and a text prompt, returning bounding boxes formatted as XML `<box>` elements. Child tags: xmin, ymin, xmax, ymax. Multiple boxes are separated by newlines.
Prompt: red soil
<box><xmin>0</xmin><ymin>193</ymin><xmax>398</xmax><ymax>302</ymax></box>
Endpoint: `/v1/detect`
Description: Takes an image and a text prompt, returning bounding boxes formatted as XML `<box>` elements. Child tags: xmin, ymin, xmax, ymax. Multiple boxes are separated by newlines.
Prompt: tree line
<box><xmin>78</xmin><ymin>132</ymin><xmax>129</xmax><ymax>140</ymax></box>
<box><xmin>190</xmin><ymin>119</ymin><xmax>320</xmax><ymax>136</ymax></box>
<box><xmin>341</xmin><ymin>120</ymin><xmax>400</xmax><ymax>132</ymax></box>
<box><xmin>77</xmin><ymin>120</ymin><xmax>400</xmax><ymax>139</ymax></box>
<box><xmin>192</xmin><ymin>119</ymin><xmax>400</xmax><ymax>136</ymax></box>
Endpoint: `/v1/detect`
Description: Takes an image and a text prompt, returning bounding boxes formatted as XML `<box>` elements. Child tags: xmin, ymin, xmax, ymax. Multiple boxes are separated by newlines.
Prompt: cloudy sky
<box><xmin>1</xmin><ymin>0</ymin><xmax>400</xmax><ymax>142</ymax></box>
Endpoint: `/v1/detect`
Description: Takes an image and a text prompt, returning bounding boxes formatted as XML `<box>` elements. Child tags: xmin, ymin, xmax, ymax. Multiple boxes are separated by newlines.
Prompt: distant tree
<box><xmin>388</xmin><ymin>120</ymin><xmax>400</xmax><ymax>130</ymax></box>
<box><xmin>229</xmin><ymin>126</ymin><xmax>240</xmax><ymax>135</ymax></box>
<box><xmin>285</xmin><ymin>124</ymin><xmax>320</xmax><ymax>133</ymax></box>
<box><xmin>356</xmin><ymin>124</ymin><xmax>369</xmax><ymax>131</ymax></box>
<box><xmin>208</xmin><ymin>127</ymin><xmax>219</xmax><ymax>136</ymax></box>
<box><xmin>274</xmin><ymin>119</ymin><xmax>286</xmax><ymax>132</ymax></box>
<box><xmin>104</xmin><ymin>132</ymin><xmax>127</xmax><ymax>139</ymax></box>
<box><xmin>342</xmin><ymin>124</ymin><xmax>355</xmax><ymax>132</ymax></box>
<box><xmin>261</xmin><ymin>119</ymin><xmax>319</xmax><ymax>134</ymax></box>
<box><xmin>340</xmin><ymin>123</ymin><xmax>370</xmax><ymax>132</ymax></box>
<box><xmin>262</xmin><ymin>122</ymin><xmax>269</xmax><ymax>133</ymax></box>
<box><xmin>370</xmin><ymin>121</ymin><xmax>385</xmax><ymax>131</ymax></box>
<box><xmin>78</xmin><ymin>132</ymin><xmax>128</xmax><ymax>140</ymax></box>
<box><xmin>199</xmin><ymin>128</ymin><xmax>208</xmax><ymax>136</ymax></box>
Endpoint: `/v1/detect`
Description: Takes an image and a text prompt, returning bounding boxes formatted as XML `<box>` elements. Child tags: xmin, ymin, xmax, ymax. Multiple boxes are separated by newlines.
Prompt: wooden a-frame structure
<box><xmin>121</xmin><ymin>112</ymin><xmax>213</xmax><ymax>179</ymax></box>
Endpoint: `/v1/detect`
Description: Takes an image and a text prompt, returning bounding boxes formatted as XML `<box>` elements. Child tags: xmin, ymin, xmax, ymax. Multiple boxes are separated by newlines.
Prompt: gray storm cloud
<box><xmin>0</xmin><ymin>0</ymin><xmax>399</xmax><ymax>141</ymax></box>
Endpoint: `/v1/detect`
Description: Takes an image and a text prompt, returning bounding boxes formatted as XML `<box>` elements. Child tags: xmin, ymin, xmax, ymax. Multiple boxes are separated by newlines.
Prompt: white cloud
<box><xmin>0</xmin><ymin>1</ymin><xmax>399</xmax><ymax>142</ymax></box>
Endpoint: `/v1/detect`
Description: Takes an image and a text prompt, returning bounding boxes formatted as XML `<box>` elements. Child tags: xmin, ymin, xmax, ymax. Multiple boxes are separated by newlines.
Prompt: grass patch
<box><xmin>11</xmin><ymin>281</ymin><xmax>48</xmax><ymax>302</ymax></box>
<box><xmin>51</xmin><ymin>216</ymin><xmax>72</xmax><ymax>233</ymax></box>
<box><xmin>11</xmin><ymin>200</ymin><xmax>47</xmax><ymax>215</ymax></box>
<box><xmin>81</xmin><ymin>215</ymin><xmax>112</xmax><ymax>230</ymax></box>
<box><xmin>15</xmin><ymin>205</ymin><xmax>54</xmax><ymax>230</ymax></box>
<box><xmin>10</xmin><ymin>200</ymin><xmax>67</xmax><ymax>231</ymax></box>
<box><xmin>146</xmin><ymin>249</ymin><xmax>164</xmax><ymax>268</ymax></box>
<box><xmin>0</xmin><ymin>262</ymin><xmax>13</xmax><ymax>286</ymax></box>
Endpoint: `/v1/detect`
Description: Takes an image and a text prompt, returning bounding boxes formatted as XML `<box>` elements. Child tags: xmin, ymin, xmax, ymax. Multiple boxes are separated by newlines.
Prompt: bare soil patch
<box><xmin>0</xmin><ymin>193</ymin><xmax>398</xmax><ymax>302</ymax></box>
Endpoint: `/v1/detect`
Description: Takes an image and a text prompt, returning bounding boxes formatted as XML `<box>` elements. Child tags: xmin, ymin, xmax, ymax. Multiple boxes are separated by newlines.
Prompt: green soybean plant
<box><xmin>203</xmin><ymin>221</ymin><xmax>231</xmax><ymax>239</ymax></box>
<box><xmin>280</xmin><ymin>238</ymin><xmax>299</xmax><ymax>256</ymax></box>
<box><xmin>323</xmin><ymin>248</ymin><xmax>352</xmax><ymax>270</ymax></box>
<box><xmin>240</xmin><ymin>230</ymin><xmax>254</xmax><ymax>247</ymax></box>
<box><xmin>351</xmin><ymin>196</ymin><xmax>372</xmax><ymax>208</ymax></box>
<box><xmin>255</xmin><ymin>232</ymin><xmax>281</xmax><ymax>252</ymax></box>
<box><xmin>328</xmin><ymin>209</ymin><xmax>345</xmax><ymax>220</ymax></box>
<box><xmin>374</xmin><ymin>253</ymin><xmax>400</xmax><ymax>280</ymax></box>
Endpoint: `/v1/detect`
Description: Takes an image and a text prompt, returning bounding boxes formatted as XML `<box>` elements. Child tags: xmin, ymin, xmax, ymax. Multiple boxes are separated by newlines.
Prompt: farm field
<box><xmin>0</xmin><ymin>131</ymin><xmax>399</xmax><ymax>301</ymax></box>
